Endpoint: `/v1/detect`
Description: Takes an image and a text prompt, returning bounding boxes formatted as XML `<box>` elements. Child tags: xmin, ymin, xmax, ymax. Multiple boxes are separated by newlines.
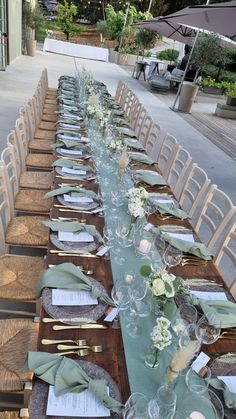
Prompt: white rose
<box><xmin>152</xmin><ymin>278</ymin><xmax>165</xmax><ymax>296</ymax></box>
<box><xmin>164</xmin><ymin>278</ymin><xmax>175</xmax><ymax>298</ymax></box>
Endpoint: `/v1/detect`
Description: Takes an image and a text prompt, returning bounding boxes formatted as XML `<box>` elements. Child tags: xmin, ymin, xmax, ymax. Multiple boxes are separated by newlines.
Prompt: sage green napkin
<box><xmin>36</xmin><ymin>262</ymin><xmax>114</xmax><ymax>305</ymax></box>
<box><xmin>113</xmin><ymin>118</ymin><xmax>131</xmax><ymax>128</ymax></box>
<box><xmin>153</xmin><ymin>227</ymin><xmax>213</xmax><ymax>260</ymax></box>
<box><xmin>135</xmin><ymin>169</ymin><xmax>167</xmax><ymax>186</ymax></box>
<box><xmin>125</xmin><ymin>139</ymin><xmax>145</xmax><ymax>151</ymax></box>
<box><xmin>128</xmin><ymin>152</ymin><xmax>154</xmax><ymax>165</ymax></box>
<box><xmin>113</xmin><ymin>109</ymin><xmax>124</xmax><ymax>116</ymax></box>
<box><xmin>43</xmin><ymin>220</ymin><xmax>103</xmax><ymax>243</ymax></box>
<box><xmin>23</xmin><ymin>352</ymin><xmax>123</xmax><ymax>413</ymax></box>
<box><xmin>210</xmin><ymin>378</ymin><xmax>236</xmax><ymax>408</ymax></box>
<box><xmin>52</xmin><ymin>140</ymin><xmax>89</xmax><ymax>151</ymax></box>
<box><xmin>44</xmin><ymin>186</ymin><xmax>97</xmax><ymax>200</ymax></box>
<box><xmin>57</xmin><ymin>118</ymin><xmax>81</xmax><ymax>127</ymax></box>
<box><xmin>56</xmin><ymin>129</ymin><xmax>82</xmax><ymax>138</ymax></box>
<box><xmin>118</xmin><ymin>127</ymin><xmax>136</xmax><ymax>138</ymax></box>
<box><xmin>52</xmin><ymin>158</ymin><xmax>95</xmax><ymax>172</ymax></box>
<box><xmin>199</xmin><ymin>299</ymin><xmax>236</xmax><ymax>328</ymax></box>
<box><xmin>150</xmin><ymin>201</ymin><xmax>189</xmax><ymax>220</ymax></box>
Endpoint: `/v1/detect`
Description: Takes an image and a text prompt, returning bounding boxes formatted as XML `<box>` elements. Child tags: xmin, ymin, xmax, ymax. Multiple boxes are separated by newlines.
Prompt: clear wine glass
<box><xmin>155</xmin><ymin>385</ymin><xmax>177</xmax><ymax>419</ymax></box>
<box><xmin>172</xmin><ymin>303</ymin><xmax>198</xmax><ymax>337</ymax></box>
<box><xmin>195</xmin><ymin>314</ymin><xmax>221</xmax><ymax>345</ymax></box>
<box><xmin>148</xmin><ymin>399</ymin><xmax>160</xmax><ymax>419</ymax></box>
<box><xmin>115</xmin><ymin>218</ymin><xmax>133</xmax><ymax>248</ymax></box>
<box><xmin>185</xmin><ymin>362</ymin><xmax>212</xmax><ymax>395</ymax></box>
<box><xmin>163</xmin><ymin>245</ymin><xmax>182</xmax><ymax>271</ymax></box>
<box><xmin>111</xmin><ymin>285</ymin><xmax>131</xmax><ymax>329</ymax></box>
<box><xmin>122</xmin><ymin>393</ymin><xmax>149</xmax><ymax>419</ymax></box>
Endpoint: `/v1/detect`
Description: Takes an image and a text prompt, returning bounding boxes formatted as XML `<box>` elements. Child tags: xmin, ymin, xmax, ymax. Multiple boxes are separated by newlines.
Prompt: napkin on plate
<box><xmin>128</xmin><ymin>152</ymin><xmax>155</xmax><ymax>165</ymax></box>
<box><xmin>118</xmin><ymin>127</ymin><xmax>136</xmax><ymax>138</ymax></box>
<box><xmin>44</xmin><ymin>186</ymin><xmax>97</xmax><ymax>200</ymax></box>
<box><xmin>210</xmin><ymin>377</ymin><xmax>236</xmax><ymax>408</ymax></box>
<box><xmin>153</xmin><ymin>227</ymin><xmax>213</xmax><ymax>260</ymax></box>
<box><xmin>52</xmin><ymin>140</ymin><xmax>89</xmax><ymax>151</ymax></box>
<box><xmin>150</xmin><ymin>201</ymin><xmax>189</xmax><ymax>220</ymax></box>
<box><xmin>198</xmin><ymin>299</ymin><xmax>236</xmax><ymax>328</ymax></box>
<box><xmin>125</xmin><ymin>139</ymin><xmax>145</xmax><ymax>151</ymax></box>
<box><xmin>52</xmin><ymin>158</ymin><xmax>95</xmax><ymax>172</ymax></box>
<box><xmin>43</xmin><ymin>220</ymin><xmax>103</xmax><ymax>243</ymax></box>
<box><xmin>23</xmin><ymin>352</ymin><xmax>123</xmax><ymax>413</ymax></box>
<box><xmin>135</xmin><ymin>169</ymin><xmax>167</xmax><ymax>186</ymax></box>
<box><xmin>36</xmin><ymin>263</ymin><xmax>114</xmax><ymax>305</ymax></box>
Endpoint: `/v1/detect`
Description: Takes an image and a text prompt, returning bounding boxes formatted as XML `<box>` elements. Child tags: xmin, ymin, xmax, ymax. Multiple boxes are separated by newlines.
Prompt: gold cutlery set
<box><xmin>41</xmin><ymin>338</ymin><xmax>103</xmax><ymax>356</ymax></box>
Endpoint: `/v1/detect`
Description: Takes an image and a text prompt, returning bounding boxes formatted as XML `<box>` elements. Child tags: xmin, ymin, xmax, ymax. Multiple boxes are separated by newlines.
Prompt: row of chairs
<box><xmin>0</xmin><ymin>69</ymin><xmax>58</xmax><ymax>413</ymax></box>
<box><xmin>115</xmin><ymin>80</ymin><xmax>236</xmax><ymax>296</ymax></box>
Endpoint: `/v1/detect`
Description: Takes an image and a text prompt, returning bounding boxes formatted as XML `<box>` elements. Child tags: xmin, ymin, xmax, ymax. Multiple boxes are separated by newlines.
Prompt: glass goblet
<box><xmin>111</xmin><ymin>285</ymin><xmax>131</xmax><ymax>329</ymax></box>
<box><xmin>122</xmin><ymin>392</ymin><xmax>149</xmax><ymax>419</ymax></box>
<box><xmin>185</xmin><ymin>362</ymin><xmax>212</xmax><ymax>395</ymax></box>
<box><xmin>155</xmin><ymin>385</ymin><xmax>177</xmax><ymax>419</ymax></box>
<box><xmin>163</xmin><ymin>245</ymin><xmax>182</xmax><ymax>271</ymax></box>
<box><xmin>195</xmin><ymin>314</ymin><xmax>221</xmax><ymax>345</ymax></box>
<box><xmin>148</xmin><ymin>399</ymin><xmax>160</xmax><ymax>419</ymax></box>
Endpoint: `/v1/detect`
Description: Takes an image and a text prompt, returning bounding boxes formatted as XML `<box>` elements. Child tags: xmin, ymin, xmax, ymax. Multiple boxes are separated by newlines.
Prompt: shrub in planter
<box><xmin>226</xmin><ymin>84</ymin><xmax>236</xmax><ymax>106</ymax></box>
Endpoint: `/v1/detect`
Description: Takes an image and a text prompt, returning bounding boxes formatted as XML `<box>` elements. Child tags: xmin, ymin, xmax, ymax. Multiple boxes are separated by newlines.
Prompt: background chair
<box><xmin>166</xmin><ymin>146</ymin><xmax>193</xmax><ymax>199</ymax></box>
<box><xmin>145</xmin><ymin>123</ymin><xmax>163</xmax><ymax>160</ymax></box>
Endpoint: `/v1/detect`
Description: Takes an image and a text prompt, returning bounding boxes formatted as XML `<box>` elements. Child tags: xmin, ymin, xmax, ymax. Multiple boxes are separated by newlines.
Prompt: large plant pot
<box><xmin>26</xmin><ymin>39</ymin><xmax>36</xmax><ymax>57</ymax></box>
<box><xmin>203</xmin><ymin>86</ymin><xmax>222</xmax><ymax>95</ymax></box>
<box><xmin>109</xmin><ymin>48</ymin><xmax>119</xmax><ymax>64</ymax></box>
<box><xmin>117</xmin><ymin>53</ymin><xmax>137</xmax><ymax>66</ymax></box>
<box><xmin>178</xmin><ymin>82</ymin><xmax>199</xmax><ymax>113</ymax></box>
<box><xmin>226</xmin><ymin>96</ymin><xmax>236</xmax><ymax>107</ymax></box>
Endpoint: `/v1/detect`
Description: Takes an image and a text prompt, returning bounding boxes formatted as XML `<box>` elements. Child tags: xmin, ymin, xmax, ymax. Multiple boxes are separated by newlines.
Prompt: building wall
<box><xmin>8</xmin><ymin>0</ymin><xmax>22</xmax><ymax>63</ymax></box>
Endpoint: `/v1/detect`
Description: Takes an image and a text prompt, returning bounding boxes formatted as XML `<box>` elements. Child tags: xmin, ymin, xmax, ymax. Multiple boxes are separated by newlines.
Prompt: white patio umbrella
<box><xmin>159</xmin><ymin>1</ymin><xmax>236</xmax><ymax>39</ymax></box>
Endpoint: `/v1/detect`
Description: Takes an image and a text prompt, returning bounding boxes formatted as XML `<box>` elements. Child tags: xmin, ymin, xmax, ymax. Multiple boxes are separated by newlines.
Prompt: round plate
<box><xmin>175</xmin><ymin>389</ymin><xmax>224</xmax><ymax>419</ymax></box>
<box><xmin>56</xmin><ymin>147</ymin><xmax>91</xmax><ymax>159</ymax></box>
<box><xmin>50</xmin><ymin>232</ymin><xmax>100</xmax><ymax>253</ymax></box>
<box><xmin>55</xmin><ymin>166</ymin><xmax>95</xmax><ymax>180</ymax></box>
<box><xmin>57</xmin><ymin>194</ymin><xmax>99</xmax><ymax>210</ymax></box>
<box><xmin>29</xmin><ymin>361</ymin><xmax>122</xmax><ymax>419</ymax></box>
<box><xmin>42</xmin><ymin>277</ymin><xmax>108</xmax><ymax>325</ymax></box>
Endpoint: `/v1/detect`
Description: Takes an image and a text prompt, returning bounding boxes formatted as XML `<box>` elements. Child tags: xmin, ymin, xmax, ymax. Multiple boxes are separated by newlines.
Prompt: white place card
<box><xmin>58</xmin><ymin>231</ymin><xmax>94</xmax><ymax>243</ymax></box>
<box><xmin>164</xmin><ymin>232</ymin><xmax>195</xmax><ymax>243</ymax></box>
<box><xmin>190</xmin><ymin>291</ymin><xmax>228</xmax><ymax>301</ymax></box>
<box><xmin>217</xmin><ymin>376</ymin><xmax>236</xmax><ymax>393</ymax></box>
<box><xmin>157</xmin><ymin>199</ymin><xmax>174</xmax><ymax>204</ymax></box>
<box><xmin>60</xmin><ymin>148</ymin><xmax>83</xmax><ymax>156</ymax></box>
<box><xmin>192</xmin><ymin>352</ymin><xmax>211</xmax><ymax>372</ymax></box>
<box><xmin>62</xmin><ymin>114</ymin><xmax>82</xmax><ymax>121</ymax></box>
<box><xmin>58</xmin><ymin>134</ymin><xmax>82</xmax><ymax>141</ymax></box>
<box><xmin>61</xmin><ymin>167</ymin><xmax>86</xmax><ymax>175</ymax></box>
<box><xmin>63</xmin><ymin>194</ymin><xmax>93</xmax><ymax>203</ymax></box>
<box><xmin>96</xmin><ymin>246</ymin><xmax>109</xmax><ymax>256</ymax></box>
<box><xmin>104</xmin><ymin>307</ymin><xmax>119</xmax><ymax>322</ymax></box>
<box><xmin>46</xmin><ymin>385</ymin><xmax>110</xmax><ymax>417</ymax></box>
<box><xmin>144</xmin><ymin>223</ymin><xmax>153</xmax><ymax>231</ymax></box>
<box><xmin>60</xmin><ymin>123</ymin><xmax>81</xmax><ymax>130</ymax></box>
<box><xmin>52</xmin><ymin>289</ymin><xmax>98</xmax><ymax>306</ymax></box>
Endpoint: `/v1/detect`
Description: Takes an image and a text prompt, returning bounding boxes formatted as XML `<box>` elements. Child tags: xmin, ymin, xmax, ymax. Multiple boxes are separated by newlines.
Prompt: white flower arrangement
<box><xmin>151</xmin><ymin>270</ymin><xmax>177</xmax><ymax>298</ymax></box>
<box><xmin>151</xmin><ymin>316</ymin><xmax>172</xmax><ymax>351</ymax></box>
<box><xmin>106</xmin><ymin>139</ymin><xmax>124</xmax><ymax>152</ymax></box>
<box><xmin>126</xmin><ymin>187</ymin><xmax>149</xmax><ymax>219</ymax></box>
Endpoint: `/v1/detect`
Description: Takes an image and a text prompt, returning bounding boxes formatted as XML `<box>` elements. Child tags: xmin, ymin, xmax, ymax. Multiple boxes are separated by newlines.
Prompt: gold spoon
<box><xmin>56</xmin><ymin>349</ymin><xmax>90</xmax><ymax>356</ymax></box>
<box><xmin>41</xmin><ymin>339</ymin><xmax>87</xmax><ymax>346</ymax></box>
<box><xmin>57</xmin><ymin>344</ymin><xmax>103</xmax><ymax>352</ymax></box>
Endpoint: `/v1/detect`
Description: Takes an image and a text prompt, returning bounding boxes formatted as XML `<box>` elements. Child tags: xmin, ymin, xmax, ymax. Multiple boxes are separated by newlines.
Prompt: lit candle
<box><xmin>189</xmin><ymin>412</ymin><xmax>206</xmax><ymax>419</ymax></box>
<box><xmin>138</xmin><ymin>239</ymin><xmax>151</xmax><ymax>254</ymax></box>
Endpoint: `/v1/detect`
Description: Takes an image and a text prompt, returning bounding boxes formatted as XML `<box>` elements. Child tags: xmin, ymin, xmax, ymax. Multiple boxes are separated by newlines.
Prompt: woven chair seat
<box><xmin>0</xmin><ymin>256</ymin><xmax>46</xmax><ymax>300</ymax></box>
<box><xmin>34</xmin><ymin>130</ymin><xmax>55</xmax><ymax>141</ymax></box>
<box><xmin>0</xmin><ymin>319</ymin><xmax>38</xmax><ymax>392</ymax></box>
<box><xmin>44</xmin><ymin>98</ymin><xmax>57</xmax><ymax>105</ymax></box>
<box><xmin>43</xmin><ymin>106</ymin><xmax>58</xmax><ymax>115</ymax></box>
<box><xmin>0</xmin><ymin>412</ymin><xmax>20</xmax><ymax>419</ymax></box>
<box><xmin>47</xmin><ymin>87</ymin><xmax>57</xmax><ymax>93</ymax></box>
<box><xmin>42</xmin><ymin>114</ymin><xmax>57</xmax><ymax>122</ymax></box>
<box><xmin>14</xmin><ymin>189</ymin><xmax>52</xmax><ymax>213</ymax></box>
<box><xmin>28</xmin><ymin>139</ymin><xmax>54</xmax><ymax>153</ymax></box>
<box><xmin>38</xmin><ymin>121</ymin><xmax>56</xmax><ymax>131</ymax></box>
<box><xmin>19</xmin><ymin>172</ymin><xmax>53</xmax><ymax>190</ymax></box>
<box><xmin>6</xmin><ymin>216</ymin><xmax>48</xmax><ymax>247</ymax></box>
<box><xmin>26</xmin><ymin>154</ymin><xmax>54</xmax><ymax>170</ymax></box>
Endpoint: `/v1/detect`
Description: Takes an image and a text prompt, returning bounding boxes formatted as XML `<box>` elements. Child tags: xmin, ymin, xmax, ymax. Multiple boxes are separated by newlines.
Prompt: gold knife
<box><xmin>53</xmin><ymin>324</ymin><xmax>107</xmax><ymax>330</ymax></box>
<box><xmin>42</xmin><ymin>317</ymin><xmax>96</xmax><ymax>323</ymax></box>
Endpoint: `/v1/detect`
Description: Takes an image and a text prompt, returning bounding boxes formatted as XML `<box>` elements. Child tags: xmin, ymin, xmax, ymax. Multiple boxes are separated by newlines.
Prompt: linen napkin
<box><xmin>23</xmin><ymin>352</ymin><xmax>123</xmax><ymax>413</ymax></box>
<box><xmin>113</xmin><ymin>118</ymin><xmax>131</xmax><ymax>128</ymax></box>
<box><xmin>113</xmin><ymin>109</ymin><xmax>124</xmax><ymax>116</ymax></box>
<box><xmin>118</xmin><ymin>127</ymin><xmax>136</xmax><ymax>138</ymax></box>
<box><xmin>153</xmin><ymin>227</ymin><xmax>213</xmax><ymax>260</ymax></box>
<box><xmin>210</xmin><ymin>378</ymin><xmax>236</xmax><ymax>408</ymax></box>
<box><xmin>36</xmin><ymin>263</ymin><xmax>114</xmax><ymax>305</ymax></box>
<box><xmin>52</xmin><ymin>158</ymin><xmax>95</xmax><ymax>172</ymax></box>
<box><xmin>52</xmin><ymin>140</ymin><xmax>89</xmax><ymax>151</ymax></box>
<box><xmin>125</xmin><ymin>139</ymin><xmax>145</xmax><ymax>151</ymax></box>
<box><xmin>198</xmin><ymin>299</ymin><xmax>236</xmax><ymax>328</ymax></box>
<box><xmin>44</xmin><ymin>186</ymin><xmax>97</xmax><ymax>200</ymax></box>
<box><xmin>150</xmin><ymin>200</ymin><xmax>189</xmax><ymax>220</ymax></box>
<box><xmin>128</xmin><ymin>152</ymin><xmax>154</xmax><ymax>165</ymax></box>
<box><xmin>135</xmin><ymin>169</ymin><xmax>167</xmax><ymax>186</ymax></box>
<box><xmin>57</xmin><ymin>118</ymin><xmax>82</xmax><ymax>127</ymax></box>
<box><xmin>43</xmin><ymin>220</ymin><xmax>103</xmax><ymax>243</ymax></box>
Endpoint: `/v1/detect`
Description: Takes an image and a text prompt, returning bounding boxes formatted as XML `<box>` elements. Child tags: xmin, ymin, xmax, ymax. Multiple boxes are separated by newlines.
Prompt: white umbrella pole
<box><xmin>171</xmin><ymin>0</ymin><xmax>210</xmax><ymax>111</ymax></box>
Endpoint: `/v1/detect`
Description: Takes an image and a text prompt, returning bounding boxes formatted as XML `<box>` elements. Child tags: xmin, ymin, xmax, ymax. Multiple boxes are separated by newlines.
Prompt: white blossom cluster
<box><xmin>107</xmin><ymin>139</ymin><xmax>124</xmax><ymax>151</ymax></box>
<box><xmin>151</xmin><ymin>270</ymin><xmax>176</xmax><ymax>298</ymax></box>
<box><xmin>126</xmin><ymin>187</ymin><xmax>149</xmax><ymax>219</ymax></box>
<box><xmin>151</xmin><ymin>316</ymin><xmax>172</xmax><ymax>350</ymax></box>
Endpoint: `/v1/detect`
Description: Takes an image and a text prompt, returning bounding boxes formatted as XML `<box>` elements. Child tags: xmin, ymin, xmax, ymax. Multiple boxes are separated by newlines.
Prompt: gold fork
<box><xmin>41</xmin><ymin>338</ymin><xmax>87</xmax><ymax>345</ymax></box>
<box><xmin>57</xmin><ymin>344</ymin><xmax>103</xmax><ymax>352</ymax></box>
<box><xmin>56</xmin><ymin>349</ymin><xmax>90</xmax><ymax>356</ymax></box>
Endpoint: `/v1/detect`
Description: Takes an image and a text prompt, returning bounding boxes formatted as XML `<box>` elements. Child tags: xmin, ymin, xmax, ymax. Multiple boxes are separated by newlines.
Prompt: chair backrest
<box><xmin>123</xmin><ymin>90</ymin><xmax>137</xmax><ymax>121</ymax></box>
<box><xmin>0</xmin><ymin>162</ymin><xmax>13</xmax><ymax>255</ymax></box>
<box><xmin>145</xmin><ymin>123</ymin><xmax>163</xmax><ymax>160</ymax></box>
<box><xmin>118</xmin><ymin>83</ymin><xmax>129</xmax><ymax>108</ymax></box>
<box><xmin>138</xmin><ymin>115</ymin><xmax>153</xmax><ymax>146</ymax></box>
<box><xmin>128</xmin><ymin>98</ymin><xmax>142</xmax><ymax>128</ymax></box>
<box><xmin>133</xmin><ymin>107</ymin><xmax>147</xmax><ymax>137</ymax></box>
<box><xmin>157</xmin><ymin>133</ymin><xmax>179</xmax><ymax>178</ymax></box>
<box><xmin>194</xmin><ymin>185</ymin><xmax>236</xmax><ymax>253</ymax></box>
<box><xmin>115</xmin><ymin>80</ymin><xmax>126</xmax><ymax>104</ymax></box>
<box><xmin>214</xmin><ymin>222</ymin><xmax>236</xmax><ymax>297</ymax></box>
<box><xmin>179</xmin><ymin>163</ymin><xmax>211</xmax><ymax>219</ymax></box>
<box><xmin>14</xmin><ymin>118</ymin><xmax>28</xmax><ymax>170</ymax></box>
<box><xmin>1</xmin><ymin>145</ymin><xmax>19</xmax><ymax>203</ymax></box>
<box><xmin>166</xmin><ymin>146</ymin><xmax>193</xmax><ymax>199</ymax></box>
<box><xmin>7</xmin><ymin>131</ymin><xmax>22</xmax><ymax>178</ymax></box>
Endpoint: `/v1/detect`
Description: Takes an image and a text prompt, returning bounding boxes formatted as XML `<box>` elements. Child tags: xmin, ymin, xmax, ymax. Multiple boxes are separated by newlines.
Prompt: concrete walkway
<box><xmin>0</xmin><ymin>48</ymin><xmax>235</xmax><ymax>203</ymax></box>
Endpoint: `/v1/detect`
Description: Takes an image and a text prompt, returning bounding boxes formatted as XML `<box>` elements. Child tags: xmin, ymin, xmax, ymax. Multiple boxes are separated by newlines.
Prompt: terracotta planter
<box><xmin>226</xmin><ymin>96</ymin><xmax>236</xmax><ymax>107</ymax></box>
<box><xmin>26</xmin><ymin>39</ymin><xmax>36</xmax><ymax>57</ymax></box>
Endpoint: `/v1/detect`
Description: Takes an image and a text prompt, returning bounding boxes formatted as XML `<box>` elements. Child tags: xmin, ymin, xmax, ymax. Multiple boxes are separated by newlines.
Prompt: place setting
<box><xmin>53</xmin><ymin>157</ymin><xmax>96</xmax><ymax>181</ymax></box>
<box><xmin>44</xmin><ymin>185</ymin><xmax>102</xmax><ymax>212</ymax></box>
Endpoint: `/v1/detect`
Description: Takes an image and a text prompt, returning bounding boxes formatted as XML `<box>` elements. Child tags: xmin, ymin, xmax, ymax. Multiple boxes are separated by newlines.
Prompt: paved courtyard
<box><xmin>0</xmin><ymin>47</ymin><xmax>235</xmax><ymax>203</ymax></box>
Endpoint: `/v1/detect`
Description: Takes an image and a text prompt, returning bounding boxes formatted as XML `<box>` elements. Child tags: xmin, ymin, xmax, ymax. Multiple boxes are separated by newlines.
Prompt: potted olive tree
<box><xmin>22</xmin><ymin>0</ymin><xmax>44</xmax><ymax>56</ymax></box>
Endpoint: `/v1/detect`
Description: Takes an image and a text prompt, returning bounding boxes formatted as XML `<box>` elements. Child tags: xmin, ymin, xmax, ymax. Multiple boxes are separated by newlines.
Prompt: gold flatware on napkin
<box><xmin>53</xmin><ymin>324</ymin><xmax>107</xmax><ymax>330</ymax></box>
<box><xmin>41</xmin><ymin>338</ymin><xmax>87</xmax><ymax>345</ymax></box>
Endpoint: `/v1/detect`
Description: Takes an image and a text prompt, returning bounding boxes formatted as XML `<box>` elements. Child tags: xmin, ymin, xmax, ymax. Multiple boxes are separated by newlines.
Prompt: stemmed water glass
<box><xmin>115</xmin><ymin>218</ymin><xmax>133</xmax><ymax>248</ymax></box>
<box><xmin>122</xmin><ymin>393</ymin><xmax>149</xmax><ymax>419</ymax></box>
<box><xmin>155</xmin><ymin>385</ymin><xmax>177</xmax><ymax>419</ymax></box>
<box><xmin>111</xmin><ymin>285</ymin><xmax>131</xmax><ymax>329</ymax></box>
<box><xmin>195</xmin><ymin>314</ymin><xmax>221</xmax><ymax>345</ymax></box>
<box><xmin>163</xmin><ymin>245</ymin><xmax>182</xmax><ymax>271</ymax></box>
<box><xmin>185</xmin><ymin>361</ymin><xmax>212</xmax><ymax>395</ymax></box>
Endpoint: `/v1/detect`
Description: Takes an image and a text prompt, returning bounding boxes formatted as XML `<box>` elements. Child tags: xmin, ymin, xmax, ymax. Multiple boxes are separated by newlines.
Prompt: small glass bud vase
<box><xmin>145</xmin><ymin>345</ymin><xmax>159</xmax><ymax>368</ymax></box>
